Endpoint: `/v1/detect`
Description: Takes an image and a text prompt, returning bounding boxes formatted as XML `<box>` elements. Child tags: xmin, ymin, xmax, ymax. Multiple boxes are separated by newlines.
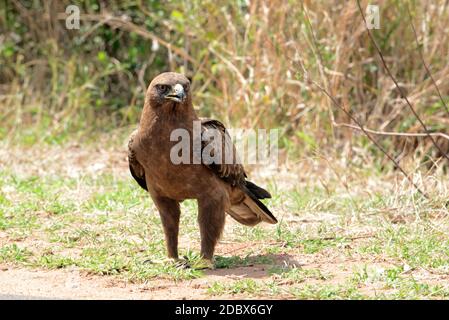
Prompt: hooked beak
<box><xmin>165</xmin><ymin>84</ymin><xmax>185</xmax><ymax>103</ymax></box>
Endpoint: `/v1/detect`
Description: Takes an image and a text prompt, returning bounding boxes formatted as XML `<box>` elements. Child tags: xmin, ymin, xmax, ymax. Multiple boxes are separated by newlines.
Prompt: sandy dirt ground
<box><xmin>1</xmin><ymin>142</ymin><xmax>448</xmax><ymax>300</ymax></box>
<box><xmin>0</xmin><ymin>244</ymin><xmax>399</xmax><ymax>300</ymax></box>
<box><xmin>0</xmin><ymin>262</ymin><xmax>276</xmax><ymax>300</ymax></box>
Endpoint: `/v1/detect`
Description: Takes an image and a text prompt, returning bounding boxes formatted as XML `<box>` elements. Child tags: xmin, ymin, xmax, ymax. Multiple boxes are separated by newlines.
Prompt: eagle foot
<box><xmin>186</xmin><ymin>257</ymin><xmax>215</xmax><ymax>270</ymax></box>
<box><xmin>143</xmin><ymin>257</ymin><xmax>189</xmax><ymax>268</ymax></box>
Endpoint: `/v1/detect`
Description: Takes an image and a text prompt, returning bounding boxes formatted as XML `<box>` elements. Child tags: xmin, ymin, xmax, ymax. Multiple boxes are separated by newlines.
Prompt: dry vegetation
<box><xmin>2</xmin><ymin>1</ymin><xmax>449</xmax><ymax>159</ymax></box>
<box><xmin>0</xmin><ymin>0</ymin><xmax>449</xmax><ymax>299</ymax></box>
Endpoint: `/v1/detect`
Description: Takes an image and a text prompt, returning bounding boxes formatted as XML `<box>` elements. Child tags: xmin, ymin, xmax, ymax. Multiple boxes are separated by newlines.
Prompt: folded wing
<box><xmin>201</xmin><ymin>119</ymin><xmax>277</xmax><ymax>225</ymax></box>
<box><xmin>128</xmin><ymin>129</ymin><xmax>148</xmax><ymax>191</ymax></box>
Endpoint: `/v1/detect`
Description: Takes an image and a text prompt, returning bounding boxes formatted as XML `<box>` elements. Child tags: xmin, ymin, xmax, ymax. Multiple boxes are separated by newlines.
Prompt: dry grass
<box><xmin>1</xmin><ymin>1</ymin><xmax>448</xmax><ymax>163</ymax></box>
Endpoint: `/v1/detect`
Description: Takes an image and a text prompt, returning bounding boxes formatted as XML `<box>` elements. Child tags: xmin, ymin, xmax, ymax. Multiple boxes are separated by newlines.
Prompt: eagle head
<box><xmin>146</xmin><ymin>72</ymin><xmax>191</xmax><ymax>110</ymax></box>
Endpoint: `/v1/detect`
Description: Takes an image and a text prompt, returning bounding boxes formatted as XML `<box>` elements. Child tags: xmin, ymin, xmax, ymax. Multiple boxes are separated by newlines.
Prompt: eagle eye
<box><xmin>157</xmin><ymin>84</ymin><xmax>169</xmax><ymax>94</ymax></box>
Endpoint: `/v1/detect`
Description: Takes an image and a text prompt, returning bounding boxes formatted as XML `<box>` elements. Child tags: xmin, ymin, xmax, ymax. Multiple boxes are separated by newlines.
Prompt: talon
<box><xmin>143</xmin><ymin>257</ymin><xmax>186</xmax><ymax>267</ymax></box>
<box><xmin>191</xmin><ymin>258</ymin><xmax>215</xmax><ymax>270</ymax></box>
<box><xmin>174</xmin><ymin>258</ymin><xmax>189</xmax><ymax>269</ymax></box>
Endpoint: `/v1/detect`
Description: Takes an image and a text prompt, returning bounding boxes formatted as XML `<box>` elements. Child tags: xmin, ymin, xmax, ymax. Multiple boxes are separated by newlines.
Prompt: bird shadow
<box><xmin>205</xmin><ymin>253</ymin><xmax>302</xmax><ymax>279</ymax></box>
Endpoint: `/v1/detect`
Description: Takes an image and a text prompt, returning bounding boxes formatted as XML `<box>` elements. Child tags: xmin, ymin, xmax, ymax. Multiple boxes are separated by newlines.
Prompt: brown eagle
<box><xmin>128</xmin><ymin>72</ymin><xmax>277</xmax><ymax>269</ymax></box>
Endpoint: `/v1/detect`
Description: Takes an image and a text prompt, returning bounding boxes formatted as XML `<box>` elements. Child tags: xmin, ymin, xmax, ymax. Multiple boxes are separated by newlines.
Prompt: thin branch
<box><xmin>356</xmin><ymin>0</ymin><xmax>449</xmax><ymax>162</ymax></box>
<box><xmin>406</xmin><ymin>5</ymin><xmax>449</xmax><ymax>117</ymax></box>
<box><xmin>50</xmin><ymin>12</ymin><xmax>198</xmax><ymax>67</ymax></box>
<box><xmin>309</xmin><ymin>78</ymin><xmax>429</xmax><ymax>199</ymax></box>
<box><xmin>333</xmin><ymin>122</ymin><xmax>449</xmax><ymax>141</ymax></box>
<box><xmin>287</xmin><ymin>41</ymin><xmax>428</xmax><ymax>197</ymax></box>
<box><xmin>304</xmin><ymin>233</ymin><xmax>376</xmax><ymax>241</ymax></box>
<box><xmin>301</xmin><ymin>3</ymin><xmax>336</xmax><ymax>140</ymax></box>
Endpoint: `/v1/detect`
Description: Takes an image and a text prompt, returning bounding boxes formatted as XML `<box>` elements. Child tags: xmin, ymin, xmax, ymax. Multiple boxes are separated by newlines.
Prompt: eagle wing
<box><xmin>200</xmin><ymin>119</ymin><xmax>277</xmax><ymax>225</ymax></box>
<box><xmin>200</xmin><ymin>118</ymin><xmax>247</xmax><ymax>187</ymax></box>
<box><xmin>128</xmin><ymin>129</ymin><xmax>148</xmax><ymax>191</ymax></box>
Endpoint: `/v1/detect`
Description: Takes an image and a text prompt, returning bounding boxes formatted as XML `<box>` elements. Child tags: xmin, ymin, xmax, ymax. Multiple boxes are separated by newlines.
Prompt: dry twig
<box><xmin>406</xmin><ymin>5</ymin><xmax>449</xmax><ymax>118</ymax></box>
<box><xmin>356</xmin><ymin>0</ymin><xmax>449</xmax><ymax>162</ymax></box>
<box><xmin>308</xmin><ymin>78</ymin><xmax>429</xmax><ymax>198</ymax></box>
<box><xmin>333</xmin><ymin>122</ymin><xmax>449</xmax><ymax>141</ymax></box>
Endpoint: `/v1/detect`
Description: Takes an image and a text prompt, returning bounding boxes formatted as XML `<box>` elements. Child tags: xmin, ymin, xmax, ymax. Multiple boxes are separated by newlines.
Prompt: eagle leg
<box><xmin>153</xmin><ymin>196</ymin><xmax>181</xmax><ymax>259</ymax></box>
<box><xmin>197</xmin><ymin>193</ymin><xmax>228</xmax><ymax>262</ymax></box>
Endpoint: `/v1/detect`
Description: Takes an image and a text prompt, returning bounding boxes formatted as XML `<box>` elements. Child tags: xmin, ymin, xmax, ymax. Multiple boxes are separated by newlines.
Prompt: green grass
<box><xmin>289</xmin><ymin>283</ymin><xmax>366</xmax><ymax>300</ymax></box>
<box><xmin>358</xmin><ymin>225</ymin><xmax>449</xmax><ymax>269</ymax></box>
<box><xmin>0</xmin><ymin>244</ymin><xmax>33</xmax><ymax>264</ymax></box>
<box><xmin>215</xmin><ymin>254</ymin><xmax>275</xmax><ymax>269</ymax></box>
<box><xmin>208</xmin><ymin>279</ymin><xmax>262</xmax><ymax>296</ymax></box>
<box><xmin>349</xmin><ymin>265</ymin><xmax>449</xmax><ymax>299</ymax></box>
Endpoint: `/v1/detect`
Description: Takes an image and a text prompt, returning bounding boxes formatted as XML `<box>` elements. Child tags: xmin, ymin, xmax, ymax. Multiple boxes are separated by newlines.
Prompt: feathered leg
<box><xmin>197</xmin><ymin>193</ymin><xmax>227</xmax><ymax>267</ymax></box>
<box><xmin>153</xmin><ymin>196</ymin><xmax>181</xmax><ymax>259</ymax></box>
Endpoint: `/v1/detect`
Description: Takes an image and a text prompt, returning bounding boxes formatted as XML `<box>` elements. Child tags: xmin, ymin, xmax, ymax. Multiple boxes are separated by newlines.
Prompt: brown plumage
<box><xmin>128</xmin><ymin>72</ymin><xmax>277</xmax><ymax>268</ymax></box>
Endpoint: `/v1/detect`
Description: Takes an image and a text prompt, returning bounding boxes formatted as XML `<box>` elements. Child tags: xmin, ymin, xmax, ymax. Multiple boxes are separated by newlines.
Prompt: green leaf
<box><xmin>97</xmin><ymin>51</ymin><xmax>108</xmax><ymax>63</ymax></box>
<box><xmin>171</xmin><ymin>10</ymin><xmax>184</xmax><ymax>21</ymax></box>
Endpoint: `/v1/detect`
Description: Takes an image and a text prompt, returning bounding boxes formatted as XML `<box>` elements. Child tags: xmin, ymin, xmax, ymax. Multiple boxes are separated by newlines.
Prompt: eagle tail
<box><xmin>245</xmin><ymin>180</ymin><xmax>272</xmax><ymax>199</ymax></box>
<box><xmin>227</xmin><ymin>183</ymin><xmax>277</xmax><ymax>226</ymax></box>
